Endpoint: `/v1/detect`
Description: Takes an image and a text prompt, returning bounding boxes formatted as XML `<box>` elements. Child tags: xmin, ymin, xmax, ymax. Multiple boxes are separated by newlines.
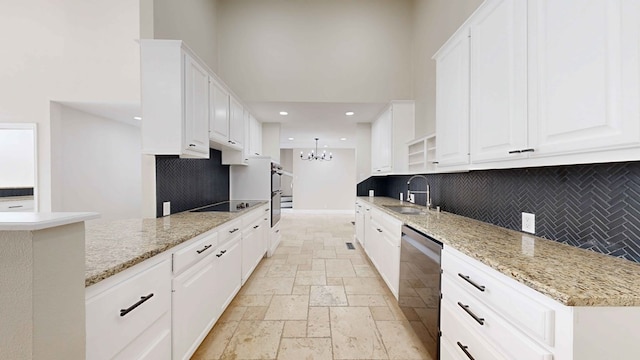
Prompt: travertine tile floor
<box><xmin>192</xmin><ymin>213</ymin><xmax>432</xmax><ymax>360</ymax></box>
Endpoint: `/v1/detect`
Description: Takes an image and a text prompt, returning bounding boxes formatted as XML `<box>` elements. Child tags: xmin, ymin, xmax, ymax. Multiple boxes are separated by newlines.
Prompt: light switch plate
<box><xmin>163</xmin><ymin>201</ymin><xmax>171</xmax><ymax>216</ymax></box>
<box><xmin>522</xmin><ymin>212</ymin><xmax>535</xmax><ymax>233</ymax></box>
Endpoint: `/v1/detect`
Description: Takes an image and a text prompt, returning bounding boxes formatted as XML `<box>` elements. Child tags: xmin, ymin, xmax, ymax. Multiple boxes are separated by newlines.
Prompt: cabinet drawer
<box><xmin>86</xmin><ymin>259</ymin><xmax>171</xmax><ymax>360</ymax></box>
<box><xmin>173</xmin><ymin>230</ymin><xmax>218</xmax><ymax>274</ymax></box>
<box><xmin>442</xmin><ymin>278</ymin><xmax>553</xmax><ymax>360</ymax></box>
<box><xmin>371</xmin><ymin>208</ymin><xmax>402</xmax><ymax>241</ymax></box>
<box><xmin>441</xmin><ymin>301</ymin><xmax>507</xmax><ymax>360</ymax></box>
<box><xmin>218</xmin><ymin>218</ymin><xmax>241</xmax><ymax>245</ymax></box>
<box><xmin>0</xmin><ymin>199</ymin><xmax>34</xmax><ymax>212</ymax></box>
<box><xmin>442</xmin><ymin>248</ymin><xmax>555</xmax><ymax>346</ymax></box>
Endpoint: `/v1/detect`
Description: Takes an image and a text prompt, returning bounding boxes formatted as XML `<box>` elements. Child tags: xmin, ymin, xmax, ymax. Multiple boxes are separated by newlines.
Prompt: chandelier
<box><xmin>300</xmin><ymin>138</ymin><xmax>333</xmax><ymax>161</ymax></box>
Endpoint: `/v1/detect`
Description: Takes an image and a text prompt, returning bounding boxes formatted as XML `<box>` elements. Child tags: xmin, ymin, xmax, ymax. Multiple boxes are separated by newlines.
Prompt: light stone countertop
<box><xmin>0</xmin><ymin>195</ymin><xmax>33</xmax><ymax>202</ymax></box>
<box><xmin>85</xmin><ymin>202</ymin><xmax>268</xmax><ymax>287</ymax></box>
<box><xmin>358</xmin><ymin>196</ymin><xmax>640</xmax><ymax>307</ymax></box>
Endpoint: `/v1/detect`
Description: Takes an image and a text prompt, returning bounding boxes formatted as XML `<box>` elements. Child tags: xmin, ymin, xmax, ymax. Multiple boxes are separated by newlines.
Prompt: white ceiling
<box><xmin>248</xmin><ymin>101</ymin><xmax>387</xmax><ymax>149</ymax></box>
<box><xmin>58</xmin><ymin>101</ymin><xmax>142</xmax><ymax>128</ymax></box>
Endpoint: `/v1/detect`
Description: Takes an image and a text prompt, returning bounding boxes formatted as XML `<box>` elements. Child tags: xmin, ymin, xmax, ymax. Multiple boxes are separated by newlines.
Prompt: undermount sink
<box><xmin>383</xmin><ymin>205</ymin><xmax>425</xmax><ymax>215</ymax></box>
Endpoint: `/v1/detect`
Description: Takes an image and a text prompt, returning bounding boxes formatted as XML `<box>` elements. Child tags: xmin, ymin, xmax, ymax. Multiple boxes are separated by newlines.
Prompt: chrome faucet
<box><xmin>407</xmin><ymin>175</ymin><xmax>431</xmax><ymax>208</ymax></box>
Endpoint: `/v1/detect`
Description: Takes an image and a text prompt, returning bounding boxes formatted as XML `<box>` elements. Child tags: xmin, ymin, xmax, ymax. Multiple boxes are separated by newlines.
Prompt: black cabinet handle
<box><xmin>264</xmin><ymin>217</ymin><xmax>268</xmax><ymax>221</ymax></box>
<box><xmin>432</xmin><ymin>161</ymin><xmax>439</xmax><ymax>164</ymax></box>
<box><xmin>196</xmin><ymin>244</ymin><xmax>212</xmax><ymax>254</ymax></box>
<box><xmin>456</xmin><ymin>342</ymin><xmax>475</xmax><ymax>360</ymax></box>
<box><xmin>275</xmin><ymin>229</ymin><xmax>280</xmax><ymax>233</ymax></box>
<box><xmin>229</xmin><ymin>228</ymin><xmax>239</xmax><ymax>233</ymax></box>
<box><xmin>376</xmin><ymin>228</ymin><xmax>383</xmax><ymax>233</ymax></box>
<box><xmin>216</xmin><ymin>250</ymin><xmax>227</xmax><ymax>258</ymax></box>
<box><xmin>457</xmin><ymin>302</ymin><xmax>485</xmax><ymax>325</ymax></box>
<box><xmin>253</xmin><ymin>225</ymin><xmax>260</xmax><ymax>229</ymax></box>
<box><xmin>189</xmin><ymin>144</ymin><xmax>196</xmax><ymax>147</ymax></box>
<box><xmin>255</xmin><ymin>153</ymin><xmax>260</xmax><ymax>155</ymax></box>
<box><xmin>265</xmin><ymin>208</ymin><xmax>269</xmax><ymax>212</ymax></box>
<box><xmin>120</xmin><ymin>293</ymin><xmax>154</xmax><ymax>317</ymax></box>
<box><xmin>508</xmin><ymin>149</ymin><xmax>521</xmax><ymax>154</ymax></box>
<box><xmin>8</xmin><ymin>205</ymin><xmax>23</xmax><ymax>209</ymax></box>
<box><xmin>458</xmin><ymin>273</ymin><xmax>485</xmax><ymax>292</ymax></box>
<box><xmin>521</xmin><ymin>148</ymin><xmax>535</xmax><ymax>153</ymax></box>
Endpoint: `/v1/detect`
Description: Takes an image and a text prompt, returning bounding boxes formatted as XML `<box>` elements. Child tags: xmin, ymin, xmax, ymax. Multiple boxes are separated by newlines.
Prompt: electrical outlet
<box><xmin>163</xmin><ymin>201</ymin><xmax>171</xmax><ymax>216</ymax></box>
<box><xmin>409</xmin><ymin>194</ymin><xmax>415</xmax><ymax>203</ymax></box>
<box><xmin>522</xmin><ymin>212</ymin><xmax>535</xmax><ymax>233</ymax></box>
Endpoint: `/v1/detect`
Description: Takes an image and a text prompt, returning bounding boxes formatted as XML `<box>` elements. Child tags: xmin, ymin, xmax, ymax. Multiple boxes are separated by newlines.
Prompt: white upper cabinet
<box><xmin>141</xmin><ymin>40</ymin><xmax>210</xmax><ymax>159</ymax></box>
<box><xmin>434</xmin><ymin>29</ymin><xmax>471</xmax><ymax>169</ymax></box>
<box><xmin>470</xmin><ymin>0</ymin><xmax>528</xmax><ymax>164</ymax></box>
<box><xmin>228</xmin><ymin>95</ymin><xmax>244</xmax><ymax>150</ymax></box>
<box><xmin>208</xmin><ymin>79</ymin><xmax>230</xmax><ymax>146</ymax></box>
<box><xmin>527</xmin><ymin>0</ymin><xmax>640</xmax><ymax>157</ymax></box>
<box><xmin>371</xmin><ymin>101</ymin><xmax>414</xmax><ymax>175</ymax></box>
<box><xmin>249</xmin><ymin>114</ymin><xmax>262</xmax><ymax>157</ymax></box>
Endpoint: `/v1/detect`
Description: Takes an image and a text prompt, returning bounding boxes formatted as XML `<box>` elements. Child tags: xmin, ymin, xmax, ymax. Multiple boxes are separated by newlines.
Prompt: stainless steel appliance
<box><xmin>191</xmin><ymin>200</ymin><xmax>263</xmax><ymax>213</ymax></box>
<box><xmin>400</xmin><ymin>225</ymin><xmax>442</xmax><ymax>360</ymax></box>
<box><xmin>270</xmin><ymin>163</ymin><xmax>283</xmax><ymax>227</ymax></box>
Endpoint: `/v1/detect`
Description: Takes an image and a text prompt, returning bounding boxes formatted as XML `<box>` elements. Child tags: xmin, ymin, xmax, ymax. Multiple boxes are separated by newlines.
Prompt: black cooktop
<box><xmin>191</xmin><ymin>200</ymin><xmax>263</xmax><ymax>213</ymax></box>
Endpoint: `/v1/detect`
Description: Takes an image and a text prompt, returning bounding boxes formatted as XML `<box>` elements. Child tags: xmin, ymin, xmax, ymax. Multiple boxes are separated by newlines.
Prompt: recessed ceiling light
<box><xmin>340</xmin><ymin>137</ymin><xmax>347</xmax><ymax>141</ymax></box>
<box><xmin>133</xmin><ymin>116</ymin><xmax>142</xmax><ymax>120</ymax></box>
<box><xmin>324</xmin><ymin>145</ymin><xmax>328</xmax><ymax>148</ymax></box>
<box><xmin>279</xmin><ymin>111</ymin><xmax>288</xmax><ymax>116</ymax></box>
<box><xmin>288</xmin><ymin>137</ymin><xmax>294</xmax><ymax>141</ymax></box>
<box><xmin>345</xmin><ymin>111</ymin><xmax>355</xmax><ymax>116</ymax></box>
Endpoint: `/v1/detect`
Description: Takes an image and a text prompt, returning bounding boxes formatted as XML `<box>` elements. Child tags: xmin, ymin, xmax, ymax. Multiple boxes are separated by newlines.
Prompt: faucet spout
<box><xmin>407</xmin><ymin>175</ymin><xmax>431</xmax><ymax>208</ymax></box>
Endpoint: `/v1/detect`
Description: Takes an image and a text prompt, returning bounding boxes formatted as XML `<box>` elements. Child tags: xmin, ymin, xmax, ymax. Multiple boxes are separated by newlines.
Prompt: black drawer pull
<box><xmin>456</xmin><ymin>342</ymin><xmax>475</xmax><ymax>360</ymax></box>
<box><xmin>275</xmin><ymin>229</ymin><xmax>280</xmax><ymax>233</ymax></box>
<box><xmin>216</xmin><ymin>249</ymin><xmax>227</xmax><ymax>258</ymax></box>
<box><xmin>508</xmin><ymin>149</ymin><xmax>521</xmax><ymax>154</ymax></box>
<box><xmin>189</xmin><ymin>144</ymin><xmax>196</xmax><ymax>147</ymax></box>
<box><xmin>265</xmin><ymin>208</ymin><xmax>269</xmax><ymax>212</ymax></box>
<box><xmin>255</xmin><ymin>153</ymin><xmax>260</xmax><ymax>155</ymax></box>
<box><xmin>253</xmin><ymin>225</ymin><xmax>259</xmax><ymax>229</ymax></box>
<box><xmin>120</xmin><ymin>293</ymin><xmax>154</xmax><ymax>317</ymax></box>
<box><xmin>376</xmin><ymin>228</ymin><xmax>383</xmax><ymax>233</ymax></box>
<box><xmin>196</xmin><ymin>244</ymin><xmax>212</xmax><ymax>254</ymax></box>
<box><xmin>229</xmin><ymin>228</ymin><xmax>239</xmax><ymax>233</ymax></box>
<box><xmin>521</xmin><ymin>148</ymin><xmax>535</xmax><ymax>153</ymax></box>
<box><xmin>457</xmin><ymin>302</ymin><xmax>485</xmax><ymax>325</ymax></box>
<box><xmin>458</xmin><ymin>273</ymin><xmax>485</xmax><ymax>292</ymax></box>
<box><xmin>8</xmin><ymin>205</ymin><xmax>23</xmax><ymax>209</ymax></box>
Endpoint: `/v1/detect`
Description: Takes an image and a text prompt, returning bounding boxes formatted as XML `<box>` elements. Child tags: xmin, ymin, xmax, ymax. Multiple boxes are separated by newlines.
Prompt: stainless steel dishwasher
<box><xmin>400</xmin><ymin>225</ymin><xmax>442</xmax><ymax>360</ymax></box>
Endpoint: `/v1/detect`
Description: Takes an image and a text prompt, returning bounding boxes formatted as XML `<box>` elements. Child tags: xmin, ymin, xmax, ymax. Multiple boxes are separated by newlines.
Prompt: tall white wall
<box><xmin>152</xmin><ymin>0</ymin><xmax>220</xmax><ymax>72</ymax></box>
<box><xmin>0</xmin><ymin>0</ymin><xmax>140</xmax><ymax>211</ymax></box>
<box><xmin>217</xmin><ymin>0</ymin><xmax>413</xmax><ymax>103</ymax></box>
<box><xmin>412</xmin><ymin>0</ymin><xmax>482</xmax><ymax>137</ymax></box>
<box><xmin>51</xmin><ymin>106</ymin><xmax>142</xmax><ymax>220</ymax></box>
<box><xmin>0</xmin><ymin>128</ymin><xmax>35</xmax><ymax>188</ymax></box>
<box><xmin>355</xmin><ymin>123</ymin><xmax>372</xmax><ymax>183</ymax></box>
<box><xmin>292</xmin><ymin>148</ymin><xmax>356</xmax><ymax>211</ymax></box>
<box><xmin>262</xmin><ymin>123</ymin><xmax>281</xmax><ymax>163</ymax></box>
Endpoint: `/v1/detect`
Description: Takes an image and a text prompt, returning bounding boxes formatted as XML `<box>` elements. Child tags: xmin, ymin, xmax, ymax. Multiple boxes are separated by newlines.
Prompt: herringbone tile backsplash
<box><xmin>156</xmin><ymin>149</ymin><xmax>229</xmax><ymax>217</ymax></box>
<box><xmin>358</xmin><ymin>161</ymin><xmax>640</xmax><ymax>263</ymax></box>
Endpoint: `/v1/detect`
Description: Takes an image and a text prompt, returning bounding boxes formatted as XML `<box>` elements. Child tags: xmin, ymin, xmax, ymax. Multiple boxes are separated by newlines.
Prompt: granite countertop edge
<box><xmin>84</xmin><ymin>202</ymin><xmax>269</xmax><ymax>287</ymax></box>
<box><xmin>357</xmin><ymin>196</ymin><xmax>640</xmax><ymax>307</ymax></box>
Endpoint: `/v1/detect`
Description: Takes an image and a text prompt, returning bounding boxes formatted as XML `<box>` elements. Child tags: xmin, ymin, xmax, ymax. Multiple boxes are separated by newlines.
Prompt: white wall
<box><xmin>412</xmin><ymin>0</ymin><xmax>482</xmax><ymax>137</ymax></box>
<box><xmin>152</xmin><ymin>0</ymin><xmax>219</xmax><ymax>72</ymax></box>
<box><xmin>51</xmin><ymin>106</ymin><xmax>142</xmax><ymax>220</ymax></box>
<box><xmin>292</xmin><ymin>148</ymin><xmax>356</xmax><ymax>210</ymax></box>
<box><xmin>355</xmin><ymin>123</ymin><xmax>372</xmax><ymax>183</ymax></box>
<box><xmin>0</xmin><ymin>0</ymin><xmax>140</xmax><ymax>211</ymax></box>
<box><xmin>280</xmin><ymin>149</ymin><xmax>293</xmax><ymax>196</ymax></box>
<box><xmin>0</xmin><ymin>128</ymin><xmax>35</xmax><ymax>188</ymax></box>
<box><xmin>262</xmin><ymin>123</ymin><xmax>281</xmax><ymax>163</ymax></box>
<box><xmin>217</xmin><ymin>0</ymin><xmax>413</xmax><ymax>103</ymax></box>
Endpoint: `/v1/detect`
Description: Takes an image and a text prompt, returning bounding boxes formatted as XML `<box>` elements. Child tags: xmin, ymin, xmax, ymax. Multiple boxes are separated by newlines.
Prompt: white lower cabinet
<box><xmin>242</xmin><ymin>213</ymin><xmax>265</xmax><ymax>285</ymax></box>
<box><xmin>86</xmin><ymin>259</ymin><xmax>172</xmax><ymax>360</ymax></box>
<box><xmin>216</xmin><ymin>236</ymin><xmax>242</xmax><ymax>313</ymax></box>
<box><xmin>363</xmin><ymin>207</ymin><xmax>402</xmax><ymax>299</ymax></box>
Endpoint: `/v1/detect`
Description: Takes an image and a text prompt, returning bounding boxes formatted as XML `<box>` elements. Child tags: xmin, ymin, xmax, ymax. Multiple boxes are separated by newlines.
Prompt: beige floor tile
<box><xmin>343</xmin><ymin>277</ymin><xmax>389</xmax><ymax>295</ymax></box>
<box><xmin>311</xmin><ymin>259</ymin><xmax>326</xmax><ymax>271</ymax></box>
<box><xmin>264</xmin><ymin>295</ymin><xmax>310</xmax><ymax>320</ymax></box>
<box><xmin>282</xmin><ymin>320</ymin><xmax>307</xmax><ymax>338</ymax></box>
<box><xmin>241</xmin><ymin>277</ymin><xmax>295</xmax><ymax>295</ymax></box>
<box><xmin>277</xmin><ymin>338</ymin><xmax>333</xmax><ymax>360</ymax></box>
<box><xmin>327</xmin><ymin>277</ymin><xmax>344</xmax><ymax>286</ymax></box>
<box><xmin>218</xmin><ymin>306</ymin><xmax>247</xmax><ymax>323</ymax></box>
<box><xmin>376</xmin><ymin>321</ymin><xmax>430</xmax><ymax>359</ymax></box>
<box><xmin>348</xmin><ymin>256</ymin><xmax>368</xmax><ymax>265</ymax></box>
<box><xmin>191</xmin><ymin>320</ymin><xmax>239</xmax><ymax>360</ymax></box>
<box><xmin>231</xmin><ymin>294</ymin><xmax>273</xmax><ymax>307</ymax></box>
<box><xmin>221</xmin><ymin>320</ymin><xmax>284</xmax><ymax>359</ymax></box>
<box><xmin>307</xmin><ymin>306</ymin><xmax>331</xmax><ymax>337</ymax></box>
<box><xmin>292</xmin><ymin>285</ymin><xmax>310</xmax><ymax>295</ymax></box>
<box><xmin>297</xmin><ymin>263</ymin><xmax>312</xmax><ymax>271</ymax></box>
<box><xmin>310</xmin><ymin>285</ymin><xmax>348</xmax><ymax>306</ymax></box>
<box><xmin>294</xmin><ymin>270</ymin><xmax>327</xmax><ymax>286</ymax></box>
<box><xmin>325</xmin><ymin>259</ymin><xmax>357</xmax><ymax>278</ymax></box>
<box><xmin>313</xmin><ymin>249</ymin><xmax>337</xmax><ymax>259</ymax></box>
<box><xmin>274</xmin><ymin>246</ymin><xmax>302</xmax><ymax>255</ymax></box>
<box><xmin>242</xmin><ymin>306</ymin><xmax>268</xmax><ymax>320</ymax></box>
<box><xmin>330</xmin><ymin>307</ymin><xmax>388</xmax><ymax>359</ymax></box>
<box><xmin>347</xmin><ymin>294</ymin><xmax>388</xmax><ymax>307</ymax></box>
<box><xmin>265</xmin><ymin>264</ymin><xmax>298</xmax><ymax>278</ymax></box>
<box><xmin>354</xmin><ymin>264</ymin><xmax>378</xmax><ymax>277</ymax></box>
<box><xmin>286</xmin><ymin>253</ymin><xmax>314</xmax><ymax>265</ymax></box>
<box><xmin>370</xmin><ymin>306</ymin><xmax>395</xmax><ymax>321</ymax></box>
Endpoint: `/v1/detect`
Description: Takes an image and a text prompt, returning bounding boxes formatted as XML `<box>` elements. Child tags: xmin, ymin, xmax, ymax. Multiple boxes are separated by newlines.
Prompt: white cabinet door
<box><xmin>229</xmin><ymin>95</ymin><xmax>244</xmax><ymax>149</ymax></box>
<box><xmin>371</xmin><ymin>107</ymin><xmax>392</xmax><ymax>173</ymax></box>
<box><xmin>528</xmin><ymin>0</ymin><xmax>640</xmax><ymax>157</ymax></box>
<box><xmin>355</xmin><ymin>202</ymin><xmax>365</xmax><ymax>245</ymax></box>
<box><xmin>241</xmin><ymin>219</ymin><xmax>265</xmax><ymax>284</ymax></box>
<box><xmin>172</xmin><ymin>253</ymin><xmax>218</xmax><ymax>360</ymax></box>
<box><xmin>183</xmin><ymin>54</ymin><xmax>210</xmax><ymax>156</ymax></box>
<box><xmin>470</xmin><ymin>0</ymin><xmax>528</xmax><ymax>164</ymax></box>
<box><xmin>209</xmin><ymin>78</ymin><xmax>230</xmax><ymax>145</ymax></box>
<box><xmin>249</xmin><ymin>114</ymin><xmax>262</xmax><ymax>157</ymax></box>
<box><xmin>435</xmin><ymin>29</ymin><xmax>471</xmax><ymax>167</ymax></box>
<box><xmin>379</xmin><ymin>229</ymin><xmax>400</xmax><ymax>298</ymax></box>
<box><xmin>215</xmin><ymin>236</ymin><xmax>242</xmax><ymax>313</ymax></box>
